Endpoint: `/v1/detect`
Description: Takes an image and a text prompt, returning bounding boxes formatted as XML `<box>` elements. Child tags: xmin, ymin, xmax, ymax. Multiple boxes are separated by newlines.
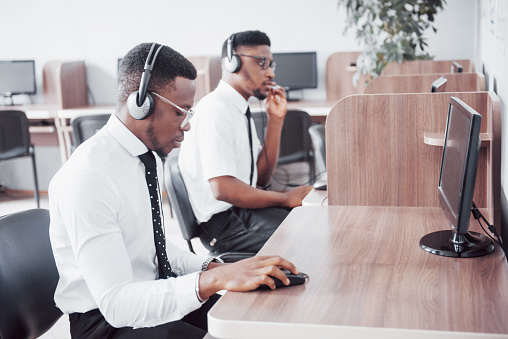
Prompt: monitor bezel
<box><xmin>271</xmin><ymin>51</ymin><xmax>318</xmax><ymax>91</ymax></box>
<box><xmin>0</xmin><ymin>60</ymin><xmax>36</xmax><ymax>96</ymax></box>
<box><xmin>437</xmin><ymin>96</ymin><xmax>482</xmax><ymax>235</ymax></box>
<box><xmin>431</xmin><ymin>76</ymin><xmax>448</xmax><ymax>93</ymax></box>
<box><xmin>451</xmin><ymin>61</ymin><xmax>463</xmax><ymax>73</ymax></box>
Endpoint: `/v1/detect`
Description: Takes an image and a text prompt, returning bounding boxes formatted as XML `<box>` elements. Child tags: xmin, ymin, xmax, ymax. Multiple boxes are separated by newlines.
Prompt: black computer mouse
<box><xmin>255</xmin><ymin>269</ymin><xmax>309</xmax><ymax>290</ymax></box>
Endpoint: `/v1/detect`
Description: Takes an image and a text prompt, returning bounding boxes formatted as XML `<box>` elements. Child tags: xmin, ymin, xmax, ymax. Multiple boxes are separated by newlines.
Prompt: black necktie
<box><xmin>138</xmin><ymin>151</ymin><xmax>175</xmax><ymax>279</ymax></box>
<box><xmin>245</xmin><ymin>107</ymin><xmax>254</xmax><ymax>186</ymax></box>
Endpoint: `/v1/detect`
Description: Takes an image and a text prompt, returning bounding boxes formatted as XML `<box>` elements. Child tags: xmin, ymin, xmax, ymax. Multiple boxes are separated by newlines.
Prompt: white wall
<box><xmin>477</xmin><ymin>0</ymin><xmax>508</xmax><ymax>238</ymax></box>
<box><xmin>0</xmin><ymin>0</ymin><xmax>476</xmax><ymax>190</ymax></box>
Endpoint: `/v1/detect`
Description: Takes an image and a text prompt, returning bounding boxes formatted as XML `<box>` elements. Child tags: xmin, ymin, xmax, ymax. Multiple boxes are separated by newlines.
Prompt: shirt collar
<box><xmin>217</xmin><ymin>80</ymin><xmax>249</xmax><ymax>114</ymax></box>
<box><xmin>106</xmin><ymin>114</ymin><xmax>149</xmax><ymax>157</ymax></box>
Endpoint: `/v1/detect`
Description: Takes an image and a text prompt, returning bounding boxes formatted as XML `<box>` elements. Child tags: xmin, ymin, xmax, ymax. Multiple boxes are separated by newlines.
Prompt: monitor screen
<box><xmin>431</xmin><ymin>76</ymin><xmax>448</xmax><ymax>92</ymax></box>
<box><xmin>438</xmin><ymin>97</ymin><xmax>481</xmax><ymax>234</ymax></box>
<box><xmin>420</xmin><ymin>97</ymin><xmax>494</xmax><ymax>258</ymax></box>
<box><xmin>0</xmin><ymin>60</ymin><xmax>36</xmax><ymax>96</ymax></box>
<box><xmin>451</xmin><ymin>61</ymin><xmax>463</xmax><ymax>73</ymax></box>
<box><xmin>272</xmin><ymin>52</ymin><xmax>317</xmax><ymax>92</ymax></box>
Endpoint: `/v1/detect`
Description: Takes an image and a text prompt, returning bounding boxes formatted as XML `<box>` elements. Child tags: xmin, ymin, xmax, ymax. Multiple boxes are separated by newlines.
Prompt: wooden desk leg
<box><xmin>54</xmin><ymin>118</ymin><xmax>69</xmax><ymax>165</ymax></box>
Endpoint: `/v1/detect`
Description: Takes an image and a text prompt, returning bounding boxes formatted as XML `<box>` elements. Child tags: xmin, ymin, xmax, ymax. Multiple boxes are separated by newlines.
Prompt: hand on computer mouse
<box><xmin>256</xmin><ymin>269</ymin><xmax>309</xmax><ymax>290</ymax></box>
<box><xmin>198</xmin><ymin>256</ymin><xmax>300</xmax><ymax>297</ymax></box>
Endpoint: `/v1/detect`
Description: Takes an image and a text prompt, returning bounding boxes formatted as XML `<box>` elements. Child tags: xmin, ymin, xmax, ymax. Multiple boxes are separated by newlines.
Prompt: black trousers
<box><xmin>69</xmin><ymin>294</ymin><xmax>220</xmax><ymax>339</ymax></box>
<box><xmin>199</xmin><ymin>206</ymin><xmax>291</xmax><ymax>254</ymax></box>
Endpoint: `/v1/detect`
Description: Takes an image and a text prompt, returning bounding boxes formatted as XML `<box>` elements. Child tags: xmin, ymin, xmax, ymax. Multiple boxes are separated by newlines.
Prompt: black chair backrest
<box><xmin>71</xmin><ymin>114</ymin><xmax>111</xmax><ymax>146</ymax></box>
<box><xmin>165</xmin><ymin>156</ymin><xmax>200</xmax><ymax>248</ymax></box>
<box><xmin>0</xmin><ymin>110</ymin><xmax>31</xmax><ymax>160</ymax></box>
<box><xmin>278</xmin><ymin>110</ymin><xmax>313</xmax><ymax>163</ymax></box>
<box><xmin>309</xmin><ymin>123</ymin><xmax>326</xmax><ymax>168</ymax></box>
<box><xmin>0</xmin><ymin>209</ymin><xmax>62</xmax><ymax>339</ymax></box>
<box><xmin>251</xmin><ymin>110</ymin><xmax>313</xmax><ymax>163</ymax></box>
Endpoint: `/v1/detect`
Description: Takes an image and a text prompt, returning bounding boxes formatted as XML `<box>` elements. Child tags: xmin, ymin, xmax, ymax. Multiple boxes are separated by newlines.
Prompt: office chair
<box><xmin>0</xmin><ymin>110</ymin><xmax>40</xmax><ymax>207</ymax></box>
<box><xmin>0</xmin><ymin>209</ymin><xmax>63</xmax><ymax>339</ymax></box>
<box><xmin>71</xmin><ymin>113</ymin><xmax>111</xmax><ymax>149</ymax></box>
<box><xmin>164</xmin><ymin>156</ymin><xmax>254</xmax><ymax>262</ymax></box>
<box><xmin>252</xmin><ymin>110</ymin><xmax>315</xmax><ymax>185</ymax></box>
<box><xmin>308</xmin><ymin>124</ymin><xmax>326</xmax><ymax>179</ymax></box>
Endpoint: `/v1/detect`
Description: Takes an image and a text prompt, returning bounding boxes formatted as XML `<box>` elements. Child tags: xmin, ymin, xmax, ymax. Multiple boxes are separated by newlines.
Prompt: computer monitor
<box><xmin>272</xmin><ymin>52</ymin><xmax>317</xmax><ymax>101</ymax></box>
<box><xmin>0</xmin><ymin>60</ymin><xmax>36</xmax><ymax>104</ymax></box>
<box><xmin>431</xmin><ymin>76</ymin><xmax>448</xmax><ymax>92</ymax></box>
<box><xmin>451</xmin><ymin>61</ymin><xmax>463</xmax><ymax>73</ymax></box>
<box><xmin>420</xmin><ymin>97</ymin><xmax>494</xmax><ymax>258</ymax></box>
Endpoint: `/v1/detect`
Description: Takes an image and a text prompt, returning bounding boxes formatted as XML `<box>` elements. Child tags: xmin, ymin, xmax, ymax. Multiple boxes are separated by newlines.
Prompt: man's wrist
<box><xmin>195</xmin><ymin>271</ymin><xmax>208</xmax><ymax>303</ymax></box>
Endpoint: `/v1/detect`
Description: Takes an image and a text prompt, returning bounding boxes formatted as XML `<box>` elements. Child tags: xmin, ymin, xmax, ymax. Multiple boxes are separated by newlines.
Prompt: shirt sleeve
<box><xmin>55</xmin><ymin>169</ymin><xmax>204</xmax><ymax>328</ymax></box>
<box><xmin>196</xmin><ymin>105</ymin><xmax>239</xmax><ymax>180</ymax></box>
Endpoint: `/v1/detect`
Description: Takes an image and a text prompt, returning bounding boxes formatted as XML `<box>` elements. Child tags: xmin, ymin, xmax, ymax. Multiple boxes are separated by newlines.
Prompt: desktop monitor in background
<box><xmin>451</xmin><ymin>61</ymin><xmax>463</xmax><ymax>73</ymax></box>
<box><xmin>420</xmin><ymin>97</ymin><xmax>494</xmax><ymax>258</ymax></box>
<box><xmin>431</xmin><ymin>76</ymin><xmax>448</xmax><ymax>92</ymax></box>
<box><xmin>272</xmin><ymin>52</ymin><xmax>317</xmax><ymax>101</ymax></box>
<box><xmin>0</xmin><ymin>60</ymin><xmax>36</xmax><ymax>105</ymax></box>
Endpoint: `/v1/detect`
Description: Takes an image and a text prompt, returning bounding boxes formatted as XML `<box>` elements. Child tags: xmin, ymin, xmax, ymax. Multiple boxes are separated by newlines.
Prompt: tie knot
<box><xmin>139</xmin><ymin>151</ymin><xmax>157</xmax><ymax>170</ymax></box>
<box><xmin>245</xmin><ymin>107</ymin><xmax>251</xmax><ymax>120</ymax></box>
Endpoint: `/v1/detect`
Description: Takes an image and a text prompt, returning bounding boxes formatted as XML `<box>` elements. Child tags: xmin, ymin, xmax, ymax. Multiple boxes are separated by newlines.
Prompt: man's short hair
<box><xmin>117</xmin><ymin>43</ymin><xmax>197</xmax><ymax>103</ymax></box>
<box><xmin>221</xmin><ymin>30</ymin><xmax>271</xmax><ymax>58</ymax></box>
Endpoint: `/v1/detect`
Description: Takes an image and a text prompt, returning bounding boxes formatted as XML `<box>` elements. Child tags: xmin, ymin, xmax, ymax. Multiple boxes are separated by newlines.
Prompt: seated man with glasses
<box><xmin>49</xmin><ymin>42</ymin><xmax>301</xmax><ymax>339</ymax></box>
<box><xmin>179</xmin><ymin>30</ymin><xmax>313</xmax><ymax>254</ymax></box>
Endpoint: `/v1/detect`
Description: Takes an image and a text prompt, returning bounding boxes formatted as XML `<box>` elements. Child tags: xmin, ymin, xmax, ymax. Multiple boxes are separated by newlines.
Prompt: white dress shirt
<box><xmin>49</xmin><ymin>114</ymin><xmax>205</xmax><ymax>329</ymax></box>
<box><xmin>178</xmin><ymin>80</ymin><xmax>262</xmax><ymax>223</ymax></box>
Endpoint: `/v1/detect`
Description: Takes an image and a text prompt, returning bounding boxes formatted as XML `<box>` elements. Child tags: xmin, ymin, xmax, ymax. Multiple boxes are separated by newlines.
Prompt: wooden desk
<box><xmin>249</xmin><ymin>99</ymin><xmax>334</xmax><ymax>125</ymax></box>
<box><xmin>208</xmin><ymin>206</ymin><xmax>508</xmax><ymax>338</ymax></box>
<box><xmin>381</xmin><ymin>59</ymin><xmax>474</xmax><ymax>75</ymax></box>
<box><xmin>364</xmin><ymin>73</ymin><xmax>485</xmax><ymax>94</ymax></box>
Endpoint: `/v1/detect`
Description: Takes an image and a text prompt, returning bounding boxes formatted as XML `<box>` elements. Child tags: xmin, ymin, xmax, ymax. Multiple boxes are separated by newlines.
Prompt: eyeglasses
<box><xmin>151</xmin><ymin>92</ymin><xmax>195</xmax><ymax>128</ymax></box>
<box><xmin>236</xmin><ymin>54</ymin><xmax>277</xmax><ymax>71</ymax></box>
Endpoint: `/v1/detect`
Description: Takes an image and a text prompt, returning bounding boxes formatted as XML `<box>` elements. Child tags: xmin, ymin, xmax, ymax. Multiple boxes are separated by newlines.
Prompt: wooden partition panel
<box><xmin>326</xmin><ymin>51</ymin><xmax>367</xmax><ymax>102</ymax></box>
<box><xmin>186</xmin><ymin>56</ymin><xmax>211</xmax><ymax>103</ymax></box>
<box><xmin>381</xmin><ymin>59</ymin><xmax>474</xmax><ymax>75</ymax></box>
<box><xmin>43</xmin><ymin>61</ymin><xmax>88</xmax><ymax>108</ymax></box>
<box><xmin>364</xmin><ymin>73</ymin><xmax>485</xmax><ymax>94</ymax></box>
<box><xmin>326</xmin><ymin>92</ymin><xmax>501</xmax><ymax>229</ymax></box>
<box><xmin>186</xmin><ymin>55</ymin><xmax>222</xmax><ymax>104</ymax></box>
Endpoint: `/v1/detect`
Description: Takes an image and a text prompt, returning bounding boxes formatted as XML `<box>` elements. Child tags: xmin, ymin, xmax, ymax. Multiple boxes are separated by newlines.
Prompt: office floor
<box><xmin>0</xmin><ymin>191</ymin><xmax>210</xmax><ymax>339</ymax></box>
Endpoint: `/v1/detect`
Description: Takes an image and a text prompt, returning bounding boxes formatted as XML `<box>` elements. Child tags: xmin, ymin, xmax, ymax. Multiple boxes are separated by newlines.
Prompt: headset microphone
<box><xmin>127</xmin><ymin>43</ymin><xmax>164</xmax><ymax>120</ymax></box>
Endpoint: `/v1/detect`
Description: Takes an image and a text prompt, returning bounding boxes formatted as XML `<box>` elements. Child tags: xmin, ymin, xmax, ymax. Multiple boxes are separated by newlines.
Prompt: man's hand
<box><xmin>265</xmin><ymin>85</ymin><xmax>287</xmax><ymax>121</ymax></box>
<box><xmin>282</xmin><ymin>185</ymin><xmax>314</xmax><ymax>208</ymax></box>
<box><xmin>198</xmin><ymin>256</ymin><xmax>299</xmax><ymax>299</ymax></box>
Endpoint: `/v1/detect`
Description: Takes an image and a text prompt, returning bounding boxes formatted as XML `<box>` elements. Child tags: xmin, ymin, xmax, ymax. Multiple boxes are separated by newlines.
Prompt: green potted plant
<box><xmin>337</xmin><ymin>0</ymin><xmax>446</xmax><ymax>85</ymax></box>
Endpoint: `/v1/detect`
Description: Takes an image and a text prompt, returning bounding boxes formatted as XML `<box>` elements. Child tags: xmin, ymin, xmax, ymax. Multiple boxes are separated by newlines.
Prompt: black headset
<box><xmin>223</xmin><ymin>34</ymin><xmax>241</xmax><ymax>73</ymax></box>
<box><xmin>127</xmin><ymin>43</ymin><xmax>164</xmax><ymax>120</ymax></box>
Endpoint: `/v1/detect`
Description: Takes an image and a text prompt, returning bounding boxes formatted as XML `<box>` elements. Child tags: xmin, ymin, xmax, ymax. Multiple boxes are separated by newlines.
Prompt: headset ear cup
<box><xmin>127</xmin><ymin>91</ymin><xmax>154</xmax><ymax>120</ymax></box>
<box><xmin>223</xmin><ymin>55</ymin><xmax>241</xmax><ymax>73</ymax></box>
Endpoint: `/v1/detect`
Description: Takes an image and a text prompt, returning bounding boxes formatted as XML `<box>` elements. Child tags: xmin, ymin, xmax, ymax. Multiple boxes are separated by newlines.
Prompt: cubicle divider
<box><xmin>364</xmin><ymin>72</ymin><xmax>485</xmax><ymax>94</ymax></box>
<box><xmin>43</xmin><ymin>61</ymin><xmax>88</xmax><ymax>108</ymax></box>
<box><xmin>325</xmin><ymin>51</ymin><xmax>367</xmax><ymax>102</ymax></box>
<box><xmin>381</xmin><ymin>59</ymin><xmax>474</xmax><ymax>75</ymax></box>
<box><xmin>325</xmin><ymin>91</ymin><xmax>501</xmax><ymax>230</ymax></box>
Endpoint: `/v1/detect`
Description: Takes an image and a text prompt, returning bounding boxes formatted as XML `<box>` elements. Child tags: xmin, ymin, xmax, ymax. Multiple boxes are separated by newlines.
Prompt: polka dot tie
<box><xmin>139</xmin><ymin>151</ymin><xmax>176</xmax><ymax>279</ymax></box>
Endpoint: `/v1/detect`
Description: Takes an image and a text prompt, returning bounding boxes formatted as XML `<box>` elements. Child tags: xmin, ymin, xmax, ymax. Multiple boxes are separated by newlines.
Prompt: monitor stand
<box><xmin>420</xmin><ymin>230</ymin><xmax>494</xmax><ymax>258</ymax></box>
<box><xmin>2</xmin><ymin>94</ymin><xmax>14</xmax><ymax>106</ymax></box>
<box><xmin>284</xmin><ymin>88</ymin><xmax>301</xmax><ymax>102</ymax></box>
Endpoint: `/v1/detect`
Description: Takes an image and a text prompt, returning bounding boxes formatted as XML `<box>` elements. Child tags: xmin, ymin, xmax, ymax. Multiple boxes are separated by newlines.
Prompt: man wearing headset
<box><xmin>179</xmin><ymin>30</ymin><xmax>313</xmax><ymax>255</ymax></box>
<box><xmin>48</xmin><ymin>42</ymin><xmax>300</xmax><ymax>339</ymax></box>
